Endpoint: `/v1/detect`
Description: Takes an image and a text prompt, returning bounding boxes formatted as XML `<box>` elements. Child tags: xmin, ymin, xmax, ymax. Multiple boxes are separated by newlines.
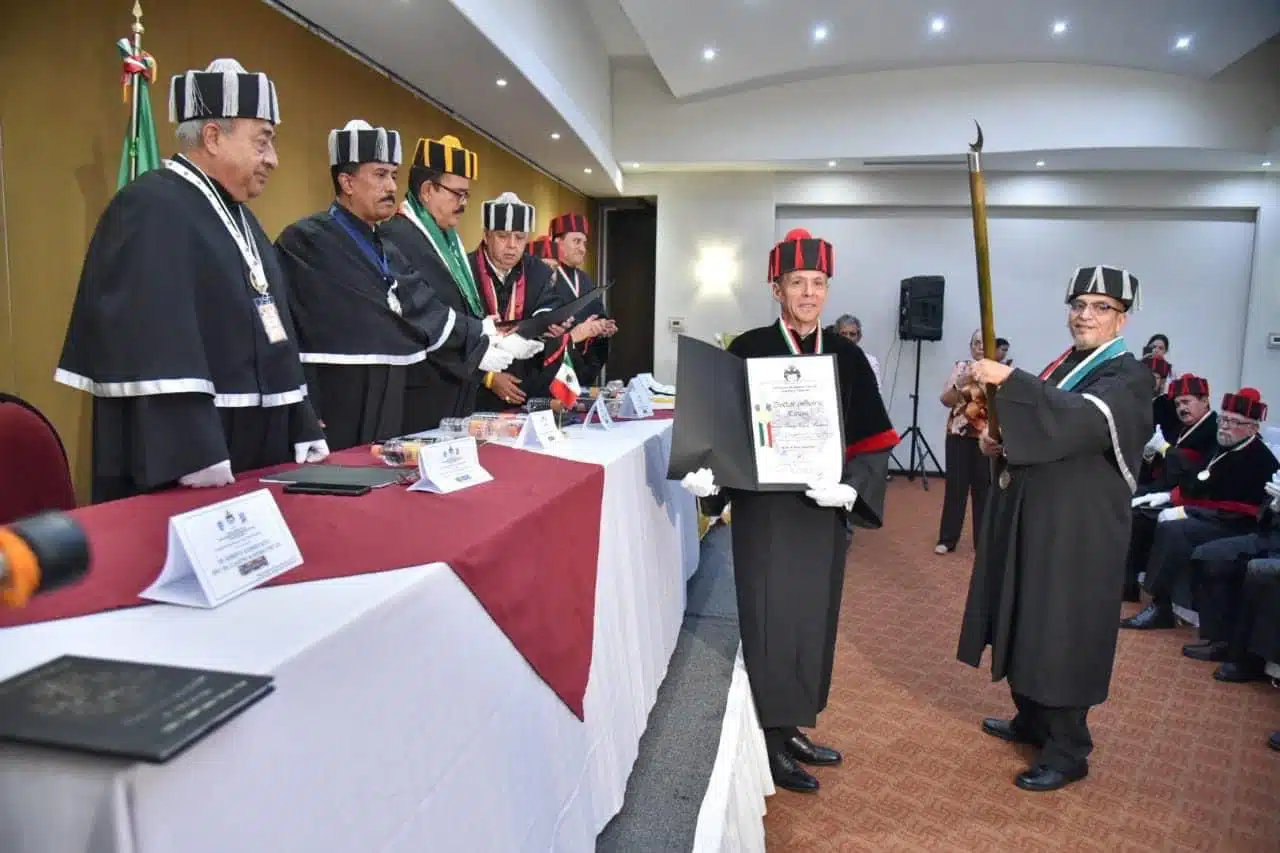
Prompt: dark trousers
<box><xmin>1191</xmin><ymin>533</ymin><xmax>1279</xmax><ymax>646</ymax></box>
<box><xmin>1012</xmin><ymin>691</ymin><xmax>1092</xmax><ymax>771</ymax></box>
<box><xmin>1125</xmin><ymin>510</ymin><xmax>1159</xmax><ymax>592</ymax></box>
<box><xmin>1144</xmin><ymin>515</ymin><xmax>1254</xmax><ymax>602</ymax></box>
<box><xmin>937</xmin><ymin>433</ymin><xmax>990</xmax><ymax>549</ymax></box>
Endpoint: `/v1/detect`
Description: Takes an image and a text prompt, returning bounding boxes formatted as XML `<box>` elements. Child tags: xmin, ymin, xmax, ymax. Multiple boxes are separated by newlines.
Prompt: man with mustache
<box><xmin>1123</xmin><ymin>387</ymin><xmax>1278</xmax><ymax>630</ymax></box>
<box><xmin>681</xmin><ymin>229</ymin><xmax>898</xmax><ymax>794</ymax></box>
<box><xmin>381</xmin><ymin>134</ymin><xmax>543</xmax><ymax>430</ymax></box>
<box><xmin>548</xmin><ymin>213</ymin><xmax>616</xmax><ymax>387</ymax></box>
<box><xmin>55</xmin><ymin>58</ymin><xmax>328</xmax><ymax>502</ymax></box>
<box><xmin>1124</xmin><ymin>374</ymin><xmax>1218</xmax><ymax>600</ymax></box>
<box><xmin>958</xmin><ymin>266</ymin><xmax>1151</xmax><ymax>792</ymax></box>
<box><xmin>275</xmin><ymin>121</ymin><xmax>513</xmax><ymax>451</ymax></box>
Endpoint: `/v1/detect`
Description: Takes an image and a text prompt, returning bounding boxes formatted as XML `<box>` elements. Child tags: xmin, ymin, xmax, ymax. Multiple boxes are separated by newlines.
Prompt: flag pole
<box><xmin>128</xmin><ymin>2</ymin><xmax>145</xmax><ymax>182</ymax></box>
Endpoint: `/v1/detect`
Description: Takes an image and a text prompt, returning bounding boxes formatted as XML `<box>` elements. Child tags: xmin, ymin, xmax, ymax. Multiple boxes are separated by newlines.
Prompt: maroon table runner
<box><xmin>0</xmin><ymin>445</ymin><xmax>605</xmax><ymax>719</ymax></box>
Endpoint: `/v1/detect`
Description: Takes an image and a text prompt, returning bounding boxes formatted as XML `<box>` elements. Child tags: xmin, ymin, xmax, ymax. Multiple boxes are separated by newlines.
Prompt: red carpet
<box><xmin>765</xmin><ymin>477</ymin><xmax>1280</xmax><ymax>852</ymax></box>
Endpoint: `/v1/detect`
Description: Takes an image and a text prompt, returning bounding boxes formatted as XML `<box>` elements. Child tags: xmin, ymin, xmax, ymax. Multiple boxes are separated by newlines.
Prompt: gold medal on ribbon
<box><xmin>998</xmin><ymin>469</ymin><xmax>1011</xmax><ymax>490</ymax></box>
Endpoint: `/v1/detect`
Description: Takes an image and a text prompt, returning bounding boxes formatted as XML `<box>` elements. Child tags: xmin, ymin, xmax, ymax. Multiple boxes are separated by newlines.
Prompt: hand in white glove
<box><xmin>680</xmin><ymin>468</ymin><xmax>720</xmax><ymax>498</ymax></box>
<box><xmin>494</xmin><ymin>332</ymin><xmax>544</xmax><ymax>360</ymax></box>
<box><xmin>179</xmin><ymin>460</ymin><xmax>235</xmax><ymax>488</ymax></box>
<box><xmin>1142</xmin><ymin>427</ymin><xmax>1171</xmax><ymax>460</ymax></box>
<box><xmin>1157</xmin><ymin>506</ymin><xmax>1187</xmax><ymax>523</ymax></box>
<box><xmin>805</xmin><ymin>482</ymin><xmax>858</xmax><ymax>510</ymax></box>
<box><xmin>294</xmin><ymin>439</ymin><xmax>330</xmax><ymax>464</ymax></box>
<box><xmin>1131</xmin><ymin>491</ymin><xmax>1172</xmax><ymax>509</ymax></box>
<box><xmin>478</xmin><ymin>340</ymin><xmax>515</xmax><ymax>373</ymax></box>
<box><xmin>481</xmin><ymin>316</ymin><xmax>498</xmax><ymax>337</ymax></box>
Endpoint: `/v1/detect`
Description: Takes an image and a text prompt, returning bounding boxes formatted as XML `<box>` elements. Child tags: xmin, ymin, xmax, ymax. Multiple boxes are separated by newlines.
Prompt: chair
<box><xmin>0</xmin><ymin>393</ymin><xmax>76</xmax><ymax>524</ymax></box>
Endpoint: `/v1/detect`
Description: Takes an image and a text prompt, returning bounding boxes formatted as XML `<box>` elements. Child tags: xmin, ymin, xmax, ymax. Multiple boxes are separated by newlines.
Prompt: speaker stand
<box><xmin>889</xmin><ymin>339</ymin><xmax>944</xmax><ymax>490</ymax></box>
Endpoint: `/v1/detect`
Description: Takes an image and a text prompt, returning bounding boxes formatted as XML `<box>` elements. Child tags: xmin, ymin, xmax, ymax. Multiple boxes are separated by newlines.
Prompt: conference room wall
<box><xmin>626</xmin><ymin>170</ymin><xmax>1278</xmax><ymax>445</ymax></box>
<box><xmin>0</xmin><ymin>0</ymin><xmax>593</xmax><ymax>499</ymax></box>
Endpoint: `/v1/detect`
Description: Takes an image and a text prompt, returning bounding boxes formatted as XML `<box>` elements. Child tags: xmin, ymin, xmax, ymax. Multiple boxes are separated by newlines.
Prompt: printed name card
<box><xmin>582</xmin><ymin>396</ymin><xmax>615</xmax><ymax>430</ymax></box>
<box><xmin>518</xmin><ymin>409</ymin><xmax>565</xmax><ymax>448</ymax></box>
<box><xmin>409</xmin><ymin>436</ymin><xmax>493</xmax><ymax>494</ymax></box>
<box><xmin>619</xmin><ymin>384</ymin><xmax>655</xmax><ymax>419</ymax></box>
<box><xmin>140</xmin><ymin>489</ymin><xmax>302</xmax><ymax>609</ymax></box>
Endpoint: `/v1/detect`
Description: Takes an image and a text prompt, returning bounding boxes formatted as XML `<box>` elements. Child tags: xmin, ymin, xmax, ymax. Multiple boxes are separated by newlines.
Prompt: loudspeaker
<box><xmin>898</xmin><ymin>276</ymin><xmax>945</xmax><ymax>342</ymax></box>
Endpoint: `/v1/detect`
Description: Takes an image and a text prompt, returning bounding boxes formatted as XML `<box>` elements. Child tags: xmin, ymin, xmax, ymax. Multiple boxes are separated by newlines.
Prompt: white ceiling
<box><xmin>613</xmin><ymin>0</ymin><xmax>1280</xmax><ymax>99</ymax></box>
<box><xmin>271</xmin><ymin>0</ymin><xmax>620</xmax><ymax>196</ymax></box>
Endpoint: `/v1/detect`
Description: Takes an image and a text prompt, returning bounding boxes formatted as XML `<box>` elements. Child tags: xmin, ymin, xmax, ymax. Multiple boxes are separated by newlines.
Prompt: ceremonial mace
<box><xmin>128</xmin><ymin>2</ymin><xmax>145</xmax><ymax>182</ymax></box>
<box><xmin>965</xmin><ymin>121</ymin><xmax>1000</xmax><ymax>440</ymax></box>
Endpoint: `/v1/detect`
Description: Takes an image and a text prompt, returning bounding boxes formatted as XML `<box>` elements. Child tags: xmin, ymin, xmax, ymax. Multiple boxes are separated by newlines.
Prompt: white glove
<box><xmin>179</xmin><ymin>460</ymin><xmax>234</xmax><ymax>488</ymax></box>
<box><xmin>1131</xmin><ymin>491</ymin><xmax>1172</xmax><ymax>508</ymax></box>
<box><xmin>1142</xmin><ymin>427</ymin><xmax>1171</xmax><ymax>460</ymax></box>
<box><xmin>294</xmin><ymin>439</ymin><xmax>330</xmax><ymax>464</ymax></box>
<box><xmin>481</xmin><ymin>316</ymin><xmax>498</xmax><ymax>337</ymax></box>
<box><xmin>479</xmin><ymin>340</ymin><xmax>515</xmax><ymax>373</ymax></box>
<box><xmin>805</xmin><ymin>482</ymin><xmax>858</xmax><ymax>510</ymax></box>
<box><xmin>1157</xmin><ymin>506</ymin><xmax>1187</xmax><ymax>523</ymax></box>
<box><xmin>493</xmin><ymin>332</ymin><xmax>544</xmax><ymax>360</ymax></box>
<box><xmin>680</xmin><ymin>468</ymin><xmax>720</xmax><ymax>498</ymax></box>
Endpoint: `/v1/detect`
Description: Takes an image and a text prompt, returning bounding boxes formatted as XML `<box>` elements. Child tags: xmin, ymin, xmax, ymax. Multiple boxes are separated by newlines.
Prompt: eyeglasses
<box><xmin>1068</xmin><ymin>300</ymin><xmax>1120</xmax><ymax>317</ymax></box>
<box><xmin>1219</xmin><ymin>415</ymin><xmax>1255</xmax><ymax>429</ymax></box>
<box><xmin>431</xmin><ymin>181</ymin><xmax>470</xmax><ymax>202</ymax></box>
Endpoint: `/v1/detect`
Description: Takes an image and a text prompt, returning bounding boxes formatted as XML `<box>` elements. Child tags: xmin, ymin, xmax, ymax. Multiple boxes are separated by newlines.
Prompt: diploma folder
<box><xmin>495</xmin><ymin>281</ymin><xmax>614</xmax><ymax>338</ymax></box>
<box><xmin>666</xmin><ymin>335</ymin><xmax>844</xmax><ymax>492</ymax></box>
<box><xmin>259</xmin><ymin>464</ymin><xmax>408</xmax><ymax>489</ymax></box>
<box><xmin>0</xmin><ymin>655</ymin><xmax>274</xmax><ymax>763</ymax></box>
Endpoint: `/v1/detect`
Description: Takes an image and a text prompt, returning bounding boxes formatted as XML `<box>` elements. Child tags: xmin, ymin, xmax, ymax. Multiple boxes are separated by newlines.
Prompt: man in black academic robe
<box><xmin>548</xmin><ymin>212</ymin><xmax>616</xmax><ymax>387</ymax></box>
<box><xmin>681</xmin><ymin>229</ymin><xmax>899</xmax><ymax>794</ymax></box>
<box><xmin>275</xmin><ymin>120</ymin><xmax>501</xmax><ymax>451</ymax></box>
<box><xmin>55</xmin><ymin>59</ymin><xmax>328</xmax><ymax>503</ymax></box>
<box><xmin>1122</xmin><ymin>388</ymin><xmax>1278</xmax><ymax>630</ymax></box>
<box><xmin>380</xmin><ymin>133</ymin><xmax>543</xmax><ymax>429</ymax></box>
<box><xmin>465</xmin><ymin>192</ymin><xmax>569</xmax><ymax>412</ymax></box>
<box><xmin>958</xmin><ymin>265</ymin><xmax>1151</xmax><ymax>793</ymax></box>
<box><xmin>1125</xmin><ymin>374</ymin><xmax>1217</xmax><ymax>600</ymax></box>
<box><xmin>1136</xmin><ymin>353</ymin><xmax>1179</xmax><ymax>485</ymax></box>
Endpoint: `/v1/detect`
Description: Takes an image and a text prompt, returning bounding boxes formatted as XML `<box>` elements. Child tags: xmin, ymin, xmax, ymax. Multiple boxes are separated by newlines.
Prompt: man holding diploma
<box><xmin>680</xmin><ymin>228</ymin><xmax>899</xmax><ymax>793</ymax></box>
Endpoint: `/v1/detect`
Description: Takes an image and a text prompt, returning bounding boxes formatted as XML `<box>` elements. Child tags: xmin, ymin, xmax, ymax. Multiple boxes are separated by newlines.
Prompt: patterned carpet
<box><xmin>764</xmin><ymin>478</ymin><xmax>1280</xmax><ymax>852</ymax></box>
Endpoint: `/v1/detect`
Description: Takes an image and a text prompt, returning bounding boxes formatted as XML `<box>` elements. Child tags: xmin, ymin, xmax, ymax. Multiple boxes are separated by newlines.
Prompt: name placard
<box><xmin>517</xmin><ymin>409</ymin><xmax>565</xmax><ymax>448</ymax></box>
<box><xmin>582</xmin><ymin>396</ymin><xmax>615</xmax><ymax>430</ymax></box>
<box><xmin>409</xmin><ymin>436</ymin><xmax>493</xmax><ymax>494</ymax></box>
<box><xmin>619</xmin><ymin>383</ymin><xmax>655</xmax><ymax>419</ymax></box>
<box><xmin>140</xmin><ymin>489</ymin><xmax>302</xmax><ymax>609</ymax></box>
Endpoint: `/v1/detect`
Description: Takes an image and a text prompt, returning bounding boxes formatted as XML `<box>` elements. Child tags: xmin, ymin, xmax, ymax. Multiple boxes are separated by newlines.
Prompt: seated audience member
<box><xmin>833</xmin><ymin>314</ymin><xmax>881</xmax><ymax>390</ymax></box>
<box><xmin>994</xmin><ymin>337</ymin><xmax>1011</xmax><ymax>365</ymax></box>
<box><xmin>1137</xmin><ymin>374</ymin><xmax>1216</xmax><ymax>491</ymax></box>
<box><xmin>1142</xmin><ymin>333</ymin><xmax>1174</xmax><ymax>377</ymax></box>
<box><xmin>1122</xmin><ymin>388</ymin><xmax>1278</xmax><ymax>627</ymax></box>
<box><xmin>1201</xmin><ymin>556</ymin><xmax>1280</xmax><ymax>684</ymax></box>
<box><xmin>935</xmin><ymin>329</ymin><xmax>989</xmax><ymax>555</ymax></box>
<box><xmin>1183</xmin><ymin>477</ymin><xmax>1280</xmax><ymax>676</ymax></box>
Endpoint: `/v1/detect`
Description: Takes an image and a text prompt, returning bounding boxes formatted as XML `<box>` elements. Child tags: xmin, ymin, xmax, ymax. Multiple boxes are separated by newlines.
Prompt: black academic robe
<box><xmin>549</xmin><ymin>264</ymin><xmax>609</xmax><ymax>387</ymax></box>
<box><xmin>698</xmin><ymin>323</ymin><xmax>899</xmax><ymax>729</ymax></box>
<box><xmin>466</xmin><ymin>249</ymin><xmax>564</xmax><ymax>412</ymax></box>
<box><xmin>957</xmin><ymin>350</ymin><xmax>1152</xmax><ymax>709</ymax></box>
<box><xmin>380</xmin><ymin>213</ymin><xmax>489</xmax><ymax>430</ymax></box>
<box><xmin>1140</xmin><ymin>397</ymin><xmax>1208</xmax><ymax>486</ymax></box>
<box><xmin>1170</xmin><ymin>434</ymin><xmax>1278</xmax><ymax>517</ymax></box>
<box><xmin>275</xmin><ymin>205</ymin><xmax>475</xmax><ymax>451</ymax></box>
<box><xmin>55</xmin><ymin>157</ymin><xmax>322</xmax><ymax>503</ymax></box>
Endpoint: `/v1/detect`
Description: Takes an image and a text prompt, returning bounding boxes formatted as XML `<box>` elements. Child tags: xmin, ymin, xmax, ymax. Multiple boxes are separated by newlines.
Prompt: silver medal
<box><xmin>387</xmin><ymin>282</ymin><xmax>402</xmax><ymax>316</ymax></box>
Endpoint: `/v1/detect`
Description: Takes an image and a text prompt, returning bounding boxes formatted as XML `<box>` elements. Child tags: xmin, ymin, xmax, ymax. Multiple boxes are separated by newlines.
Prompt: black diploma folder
<box><xmin>0</xmin><ymin>655</ymin><xmax>274</xmax><ymax>763</ymax></box>
<box><xmin>496</xmin><ymin>281</ymin><xmax>614</xmax><ymax>338</ymax></box>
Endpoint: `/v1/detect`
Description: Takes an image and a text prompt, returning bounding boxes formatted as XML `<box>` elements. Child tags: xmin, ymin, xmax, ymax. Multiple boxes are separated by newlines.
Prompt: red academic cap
<box><xmin>1221</xmin><ymin>387</ymin><xmax>1267</xmax><ymax>421</ymax></box>
<box><xmin>768</xmin><ymin>228</ymin><xmax>834</xmax><ymax>281</ymax></box>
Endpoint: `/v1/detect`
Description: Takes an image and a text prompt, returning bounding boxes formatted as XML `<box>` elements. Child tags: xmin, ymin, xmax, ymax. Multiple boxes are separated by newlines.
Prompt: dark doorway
<box><xmin>601</xmin><ymin>201</ymin><xmax>656</xmax><ymax>383</ymax></box>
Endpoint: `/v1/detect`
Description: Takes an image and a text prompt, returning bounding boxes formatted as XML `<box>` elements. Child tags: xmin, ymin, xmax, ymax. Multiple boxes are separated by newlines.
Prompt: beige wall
<box><xmin>0</xmin><ymin>0</ymin><xmax>593</xmax><ymax>497</ymax></box>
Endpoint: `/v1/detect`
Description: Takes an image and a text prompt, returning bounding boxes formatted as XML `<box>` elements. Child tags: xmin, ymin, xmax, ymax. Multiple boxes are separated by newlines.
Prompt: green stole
<box><xmin>402</xmin><ymin>197</ymin><xmax>484</xmax><ymax>317</ymax></box>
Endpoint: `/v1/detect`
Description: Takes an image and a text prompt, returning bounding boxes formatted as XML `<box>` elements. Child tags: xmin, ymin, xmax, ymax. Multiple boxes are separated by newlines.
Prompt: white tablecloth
<box><xmin>0</xmin><ymin>419</ymin><xmax>699</xmax><ymax>853</ymax></box>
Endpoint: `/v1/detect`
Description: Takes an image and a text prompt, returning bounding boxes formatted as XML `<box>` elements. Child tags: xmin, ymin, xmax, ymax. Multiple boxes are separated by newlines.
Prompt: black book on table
<box><xmin>0</xmin><ymin>655</ymin><xmax>274</xmax><ymax>763</ymax></box>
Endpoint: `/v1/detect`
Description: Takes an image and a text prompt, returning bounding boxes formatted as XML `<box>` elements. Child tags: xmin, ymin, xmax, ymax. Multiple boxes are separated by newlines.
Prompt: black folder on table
<box><xmin>496</xmin><ymin>281</ymin><xmax>614</xmax><ymax>338</ymax></box>
<box><xmin>259</xmin><ymin>464</ymin><xmax>408</xmax><ymax>488</ymax></box>
<box><xmin>0</xmin><ymin>655</ymin><xmax>274</xmax><ymax>763</ymax></box>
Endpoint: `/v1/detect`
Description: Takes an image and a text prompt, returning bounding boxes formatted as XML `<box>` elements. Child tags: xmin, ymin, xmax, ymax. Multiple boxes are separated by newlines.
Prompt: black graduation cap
<box><xmin>550</xmin><ymin>213</ymin><xmax>589</xmax><ymax>239</ymax></box>
<box><xmin>768</xmin><ymin>228</ymin><xmax>834</xmax><ymax>281</ymax></box>
<box><xmin>483</xmin><ymin>192</ymin><xmax>536</xmax><ymax>233</ymax></box>
<box><xmin>412</xmin><ymin>134</ymin><xmax>478</xmax><ymax>179</ymax></box>
<box><xmin>168</xmin><ymin>58</ymin><xmax>280</xmax><ymax>125</ymax></box>
<box><xmin>328</xmin><ymin>120</ymin><xmax>402</xmax><ymax>167</ymax></box>
<box><xmin>1066</xmin><ymin>265</ymin><xmax>1140</xmax><ymax>310</ymax></box>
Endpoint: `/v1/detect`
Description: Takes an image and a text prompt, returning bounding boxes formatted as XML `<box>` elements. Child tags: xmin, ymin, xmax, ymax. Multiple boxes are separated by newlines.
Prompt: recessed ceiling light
<box><xmin>1035</xmin><ymin>160</ymin><xmax>1046</xmax><ymax>167</ymax></box>
<box><xmin>550</xmin><ymin>132</ymin><xmax>561</xmax><ymax>140</ymax></box>
<box><xmin>812</xmin><ymin>25</ymin><xmax>829</xmax><ymax>43</ymax></box>
<box><xmin>702</xmin><ymin>46</ymin><xmax>717</xmax><ymax>61</ymax></box>
<box><xmin>1264</xmin><ymin>161</ymin><xmax>1273</xmax><ymax>167</ymax></box>
<box><xmin>495</xmin><ymin>78</ymin><xmax>507</xmax><ymax>87</ymax></box>
<box><xmin>1052</xmin><ymin>20</ymin><xmax>1067</xmax><ymax>36</ymax></box>
<box><xmin>1174</xmin><ymin>35</ymin><xmax>1192</xmax><ymax>50</ymax></box>
<box><xmin>583</xmin><ymin>168</ymin><xmax>593</xmax><ymax>174</ymax></box>
<box><xmin>629</xmin><ymin>162</ymin><xmax>640</xmax><ymax>168</ymax></box>
<box><xmin>930</xmin><ymin>17</ymin><xmax>947</xmax><ymax>34</ymax></box>
<box><xmin>827</xmin><ymin>160</ymin><xmax>837</xmax><ymax>167</ymax></box>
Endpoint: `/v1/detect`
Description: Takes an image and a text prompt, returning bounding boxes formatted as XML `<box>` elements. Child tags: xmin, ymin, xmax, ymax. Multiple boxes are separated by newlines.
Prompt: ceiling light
<box><xmin>495</xmin><ymin>78</ymin><xmax>507</xmax><ymax>87</ymax></box>
<box><xmin>550</xmin><ymin>132</ymin><xmax>561</xmax><ymax>140</ymax></box>
<box><xmin>930</xmin><ymin>17</ymin><xmax>947</xmax><ymax>34</ymax></box>
<box><xmin>1264</xmin><ymin>161</ymin><xmax>1273</xmax><ymax>167</ymax></box>
<box><xmin>1036</xmin><ymin>160</ymin><xmax>1046</xmax><ymax>167</ymax></box>
<box><xmin>1174</xmin><ymin>35</ymin><xmax>1192</xmax><ymax>50</ymax></box>
<box><xmin>827</xmin><ymin>160</ymin><xmax>837</xmax><ymax>167</ymax></box>
<box><xmin>629</xmin><ymin>162</ymin><xmax>640</xmax><ymax>168</ymax></box>
<box><xmin>702</xmin><ymin>46</ymin><xmax>717</xmax><ymax>61</ymax></box>
<box><xmin>812</xmin><ymin>25</ymin><xmax>829</xmax><ymax>43</ymax></box>
<box><xmin>583</xmin><ymin>168</ymin><xmax>593</xmax><ymax>174</ymax></box>
<box><xmin>1052</xmin><ymin>20</ymin><xmax>1067</xmax><ymax>36</ymax></box>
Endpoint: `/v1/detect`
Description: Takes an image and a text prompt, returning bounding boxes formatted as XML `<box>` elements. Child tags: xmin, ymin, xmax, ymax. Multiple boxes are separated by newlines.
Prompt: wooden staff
<box><xmin>966</xmin><ymin>121</ymin><xmax>1000</xmax><ymax>439</ymax></box>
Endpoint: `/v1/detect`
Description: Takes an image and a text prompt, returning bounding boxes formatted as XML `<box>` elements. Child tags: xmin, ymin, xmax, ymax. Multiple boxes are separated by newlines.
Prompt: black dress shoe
<box><xmin>1015</xmin><ymin>763</ymin><xmax>1088</xmax><ymax>792</ymax></box>
<box><xmin>1214</xmin><ymin>661</ymin><xmax>1266</xmax><ymax>683</ymax></box>
<box><xmin>1120</xmin><ymin>602</ymin><xmax>1175</xmax><ymax>630</ymax></box>
<box><xmin>769</xmin><ymin>749</ymin><xmax>820</xmax><ymax>793</ymax></box>
<box><xmin>784</xmin><ymin>732</ymin><xmax>842</xmax><ymax>766</ymax></box>
<box><xmin>981</xmin><ymin>717</ymin><xmax>1038</xmax><ymax>746</ymax></box>
<box><xmin>1269</xmin><ymin>732</ymin><xmax>1279</xmax><ymax>752</ymax></box>
<box><xmin>1182</xmin><ymin>640</ymin><xmax>1228</xmax><ymax>662</ymax></box>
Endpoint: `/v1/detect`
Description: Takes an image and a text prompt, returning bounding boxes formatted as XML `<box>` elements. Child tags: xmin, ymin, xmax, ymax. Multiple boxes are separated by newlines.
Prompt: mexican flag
<box><xmin>550</xmin><ymin>355</ymin><xmax>581</xmax><ymax>408</ymax></box>
<box><xmin>116</xmin><ymin>37</ymin><xmax>161</xmax><ymax>190</ymax></box>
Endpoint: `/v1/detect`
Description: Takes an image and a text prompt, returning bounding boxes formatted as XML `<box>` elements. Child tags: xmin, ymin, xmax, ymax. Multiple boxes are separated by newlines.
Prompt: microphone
<box><xmin>0</xmin><ymin>512</ymin><xmax>90</xmax><ymax>608</ymax></box>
